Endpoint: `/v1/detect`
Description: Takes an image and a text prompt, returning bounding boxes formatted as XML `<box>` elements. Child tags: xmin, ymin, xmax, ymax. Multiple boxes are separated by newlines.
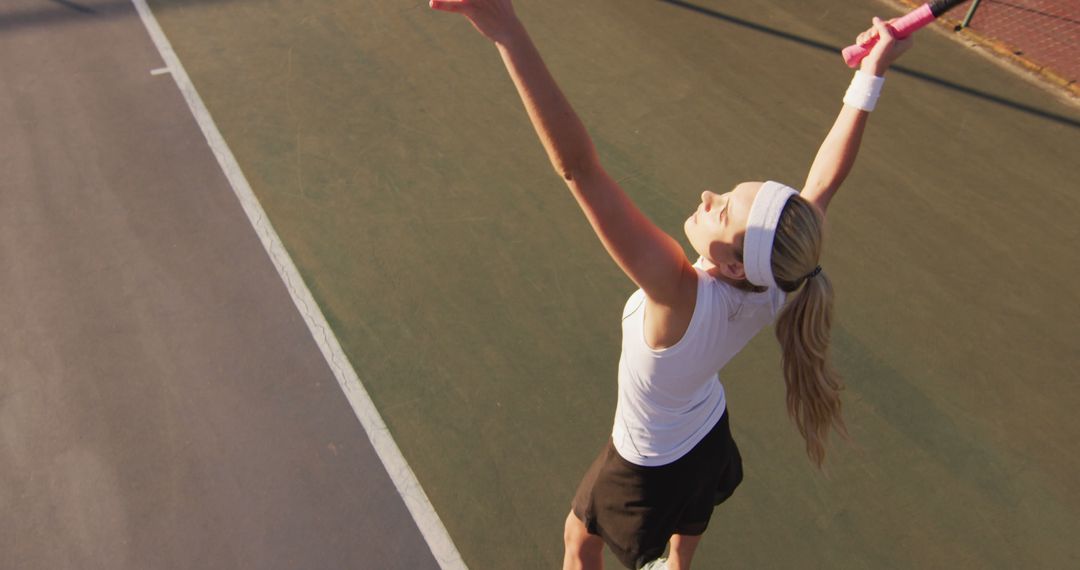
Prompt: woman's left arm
<box><xmin>801</xmin><ymin>17</ymin><xmax>912</xmax><ymax>216</ymax></box>
<box><xmin>431</xmin><ymin>0</ymin><xmax>692</xmax><ymax>304</ymax></box>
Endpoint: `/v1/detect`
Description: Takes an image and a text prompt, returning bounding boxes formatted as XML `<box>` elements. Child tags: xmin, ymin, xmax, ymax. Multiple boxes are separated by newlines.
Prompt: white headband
<box><xmin>743</xmin><ymin>181</ymin><xmax>798</xmax><ymax>289</ymax></box>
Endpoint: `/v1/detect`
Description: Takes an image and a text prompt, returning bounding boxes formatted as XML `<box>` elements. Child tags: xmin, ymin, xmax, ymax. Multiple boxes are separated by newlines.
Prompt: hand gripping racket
<box><xmin>842</xmin><ymin>0</ymin><xmax>966</xmax><ymax>67</ymax></box>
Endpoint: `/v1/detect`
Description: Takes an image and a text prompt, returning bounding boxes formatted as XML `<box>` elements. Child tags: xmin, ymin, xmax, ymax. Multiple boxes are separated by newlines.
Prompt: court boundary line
<box><xmin>129</xmin><ymin>2</ymin><xmax>467</xmax><ymax>568</ymax></box>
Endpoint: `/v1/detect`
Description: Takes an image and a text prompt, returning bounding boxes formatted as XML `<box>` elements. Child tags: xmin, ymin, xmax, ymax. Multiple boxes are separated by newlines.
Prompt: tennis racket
<box><xmin>842</xmin><ymin>0</ymin><xmax>967</xmax><ymax>67</ymax></box>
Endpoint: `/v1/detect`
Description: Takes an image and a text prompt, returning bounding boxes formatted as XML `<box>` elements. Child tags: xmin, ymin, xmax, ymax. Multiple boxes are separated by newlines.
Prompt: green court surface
<box><xmin>149</xmin><ymin>0</ymin><xmax>1079</xmax><ymax>567</ymax></box>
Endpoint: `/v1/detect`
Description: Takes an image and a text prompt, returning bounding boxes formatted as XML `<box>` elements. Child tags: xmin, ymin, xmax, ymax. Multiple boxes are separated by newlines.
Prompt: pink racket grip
<box><xmin>842</xmin><ymin>3</ymin><xmax>934</xmax><ymax>67</ymax></box>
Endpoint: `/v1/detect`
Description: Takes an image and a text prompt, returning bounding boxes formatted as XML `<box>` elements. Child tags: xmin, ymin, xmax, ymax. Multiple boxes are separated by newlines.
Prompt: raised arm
<box><xmin>430</xmin><ymin>0</ymin><xmax>691</xmax><ymax>304</ymax></box>
<box><xmin>801</xmin><ymin>18</ymin><xmax>913</xmax><ymax>215</ymax></box>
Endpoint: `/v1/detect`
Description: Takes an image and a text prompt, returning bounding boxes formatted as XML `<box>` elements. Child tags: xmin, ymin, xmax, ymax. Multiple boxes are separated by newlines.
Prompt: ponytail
<box><xmin>770</xmin><ymin>197</ymin><xmax>847</xmax><ymax>468</ymax></box>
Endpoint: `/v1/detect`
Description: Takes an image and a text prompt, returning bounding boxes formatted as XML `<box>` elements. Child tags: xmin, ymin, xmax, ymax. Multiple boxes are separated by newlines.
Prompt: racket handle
<box><xmin>842</xmin><ymin>3</ymin><xmax>934</xmax><ymax>67</ymax></box>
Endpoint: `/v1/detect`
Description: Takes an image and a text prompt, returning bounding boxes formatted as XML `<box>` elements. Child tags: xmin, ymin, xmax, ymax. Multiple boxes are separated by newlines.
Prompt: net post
<box><xmin>959</xmin><ymin>0</ymin><xmax>983</xmax><ymax>29</ymax></box>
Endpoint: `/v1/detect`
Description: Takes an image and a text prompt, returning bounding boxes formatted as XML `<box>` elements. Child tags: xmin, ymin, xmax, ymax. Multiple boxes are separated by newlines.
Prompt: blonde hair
<box><xmin>768</xmin><ymin>196</ymin><xmax>847</xmax><ymax>468</ymax></box>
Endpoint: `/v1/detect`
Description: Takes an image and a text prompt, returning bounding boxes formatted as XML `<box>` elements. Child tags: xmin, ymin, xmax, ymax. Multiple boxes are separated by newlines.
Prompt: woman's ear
<box><xmin>718</xmin><ymin>261</ymin><xmax>746</xmax><ymax>281</ymax></box>
<box><xmin>728</xmin><ymin>262</ymin><xmax>746</xmax><ymax>281</ymax></box>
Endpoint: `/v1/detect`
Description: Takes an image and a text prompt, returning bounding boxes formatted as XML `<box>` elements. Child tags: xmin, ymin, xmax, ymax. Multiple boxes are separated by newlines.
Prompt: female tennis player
<box><xmin>430</xmin><ymin>1</ymin><xmax>912</xmax><ymax>568</ymax></box>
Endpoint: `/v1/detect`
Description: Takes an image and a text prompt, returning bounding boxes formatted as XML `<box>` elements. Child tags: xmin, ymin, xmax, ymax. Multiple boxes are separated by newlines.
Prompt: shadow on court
<box><xmin>93</xmin><ymin>0</ymin><xmax>1080</xmax><ymax>567</ymax></box>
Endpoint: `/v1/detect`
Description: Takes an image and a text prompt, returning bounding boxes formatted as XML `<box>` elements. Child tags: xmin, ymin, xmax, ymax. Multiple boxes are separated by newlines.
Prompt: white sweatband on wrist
<box><xmin>843</xmin><ymin>70</ymin><xmax>886</xmax><ymax>112</ymax></box>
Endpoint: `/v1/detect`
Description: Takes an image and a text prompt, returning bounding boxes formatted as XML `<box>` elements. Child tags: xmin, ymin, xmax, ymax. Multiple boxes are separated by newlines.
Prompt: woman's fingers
<box><xmin>871</xmin><ymin>17</ymin><xmax>896</xmax><ymax>44</ymax></box>
<box><xmin>856</xmin><ymin>16</ymin><xmax>900</xmax><ymax>46</ymax></box>
<box><xmin>428</xmin><ymin>0</ymin><xmax>521</xmax><ymax>44</ymax></box>
<box><xmin>858</xmin><ymin>15</ymin><xmax>913</xmax><ymax>74</ymax></box>
<box><xmin>873</xmin><ymin>16</ymin><xmax>913</xmax><ymax>56</ymax></box>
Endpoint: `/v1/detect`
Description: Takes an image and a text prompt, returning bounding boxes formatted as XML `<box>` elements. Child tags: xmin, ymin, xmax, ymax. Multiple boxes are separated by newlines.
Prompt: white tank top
<box><xmin>612</xmin><ymin>262</ymin><xmax>786</xmax><ymax>466</ymax></box>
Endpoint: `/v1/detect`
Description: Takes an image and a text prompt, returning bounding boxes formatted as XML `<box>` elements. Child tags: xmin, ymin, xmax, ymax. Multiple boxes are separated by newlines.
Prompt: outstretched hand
<box><xmin>429</xmin><ymin>0</ymin><xmax>523</xmax><ymax>44</ymax></box>
<box><xmin>856</xmin><ymin>17</ymin><xmax>914</xmax><ymax>76</ymax></box>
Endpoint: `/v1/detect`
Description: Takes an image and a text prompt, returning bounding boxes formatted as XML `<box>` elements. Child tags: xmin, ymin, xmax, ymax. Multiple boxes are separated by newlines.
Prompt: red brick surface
<box><xmin>897</xmin><ymin>0</ymin><xmax>1079</xmax><ymax>94</ymax></box>
<box><xmin>963</xmin><ymin>1</ymin><xmax>1078</xmax><ymax>82</ymax></box>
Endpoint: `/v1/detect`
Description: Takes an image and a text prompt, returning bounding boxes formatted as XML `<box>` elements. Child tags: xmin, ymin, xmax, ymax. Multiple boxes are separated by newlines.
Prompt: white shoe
<box><xmin>640</xmin><ymin>557</ymin><xmax>668</xmax><ymax>570</ymax></box>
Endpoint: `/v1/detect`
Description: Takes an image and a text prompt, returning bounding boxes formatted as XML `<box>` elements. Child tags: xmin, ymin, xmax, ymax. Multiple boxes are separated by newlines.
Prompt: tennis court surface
<box><xmin>3</xmin><ymin>0</ymin><xmax>1079</xmax><ymax>568</ymax></box>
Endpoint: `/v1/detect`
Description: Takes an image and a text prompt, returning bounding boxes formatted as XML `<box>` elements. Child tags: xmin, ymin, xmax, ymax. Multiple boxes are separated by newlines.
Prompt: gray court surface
<box><xmin>0</xmin><ymin>1</ymin><xmax>439</xmax><ymax>568</ymax></box>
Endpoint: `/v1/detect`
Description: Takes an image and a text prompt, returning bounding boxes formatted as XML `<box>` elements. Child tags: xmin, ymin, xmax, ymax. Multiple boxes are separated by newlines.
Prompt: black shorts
<box><xmin>571</xmin><ymin>410</ymin><xmax>743</xmax><ymax>569</ymax></box>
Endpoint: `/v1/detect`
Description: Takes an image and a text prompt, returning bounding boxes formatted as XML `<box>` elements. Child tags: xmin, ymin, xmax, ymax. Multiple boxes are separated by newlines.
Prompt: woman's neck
<box><xmin>696</xmin><ymin>256</ymin><xmax>764</xmax><ymax>292</ymax></box>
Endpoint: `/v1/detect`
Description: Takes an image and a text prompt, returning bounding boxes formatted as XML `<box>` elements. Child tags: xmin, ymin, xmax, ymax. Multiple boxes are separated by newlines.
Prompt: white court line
<box><xmin>150</xmin><ymin>67</ymin><xmax>170</xmax><ymax>76</ymax></box>
<box><xmin>129</xmin><ymin>2</ymin><xmax>468</xmax><ymax>569</ymax></box>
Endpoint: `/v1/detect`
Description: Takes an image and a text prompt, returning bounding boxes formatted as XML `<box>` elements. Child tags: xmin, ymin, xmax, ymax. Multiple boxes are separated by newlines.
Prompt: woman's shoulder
<box><xmin>690</xmin><ymin>265</ymin><xmax>737</xmax><ymax>319</ymax></box>
<box><xmin>692</xmin><ymin>262</ymin><xmax>785</xmax><ymax>320</ymax></box>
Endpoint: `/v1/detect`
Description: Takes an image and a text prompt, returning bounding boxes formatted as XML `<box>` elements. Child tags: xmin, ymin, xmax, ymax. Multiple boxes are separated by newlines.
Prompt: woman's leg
<box><xmin>666</xmin><ymin>533</ymin><xmax>702</xmax><ymax>570</ymax></box>
<box><xmin>563</xmin><ymin>510</ymin><xmax>605</xmax><ymax>570</ymax></box>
